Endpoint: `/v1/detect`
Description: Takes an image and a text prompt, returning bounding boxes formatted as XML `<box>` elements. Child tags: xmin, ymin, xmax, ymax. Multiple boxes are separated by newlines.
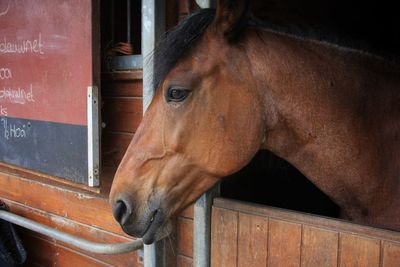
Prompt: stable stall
<box><xmin>0</xmin><ymin>1</ymin><xmax>399</xmax><ymax>267</ymax></box>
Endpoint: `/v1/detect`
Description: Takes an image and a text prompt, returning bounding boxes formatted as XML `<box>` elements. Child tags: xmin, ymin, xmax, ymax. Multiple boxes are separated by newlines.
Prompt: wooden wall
<box><xmin>211</xmin><ymin>198</ymin><xmax>400</xmax><ymax>267</ymax></box>
<box><xmin>0</xmin><ymin>166</ymin><xmax>143</xmax><ymax>266</ymax></box>
<box><xmin>102</xmin><ymin>71</ymin><xmax>143</xmax><ymax>169</ymax></box>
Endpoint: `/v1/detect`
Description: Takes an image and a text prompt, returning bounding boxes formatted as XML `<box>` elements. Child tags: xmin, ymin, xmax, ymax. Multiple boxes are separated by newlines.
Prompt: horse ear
<box><xmin>214</xmin><ymin>0</ymin><xmax>250</xmax><ymax>40</ymax></box>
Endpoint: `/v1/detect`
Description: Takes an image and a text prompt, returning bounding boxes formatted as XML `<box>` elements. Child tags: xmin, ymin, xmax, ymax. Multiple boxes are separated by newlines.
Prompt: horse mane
<box><xmin>151</xmin><ymin>7</ymin><xmax>398</xmax><ymax>94</ymax></box>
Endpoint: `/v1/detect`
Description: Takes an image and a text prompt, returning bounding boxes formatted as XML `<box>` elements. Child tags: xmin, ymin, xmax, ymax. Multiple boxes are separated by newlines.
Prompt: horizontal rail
<box><xmin>0</xmin><ymin>210</ymin><xmax>143</xmax><ymax>254</ymax></box>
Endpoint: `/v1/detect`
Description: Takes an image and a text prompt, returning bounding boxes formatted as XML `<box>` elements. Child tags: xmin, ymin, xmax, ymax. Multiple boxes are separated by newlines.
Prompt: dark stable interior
<box><xmin>221</xmin><ymin>151</ymin><xmax>341</xmax><ymax>218</ymax></box>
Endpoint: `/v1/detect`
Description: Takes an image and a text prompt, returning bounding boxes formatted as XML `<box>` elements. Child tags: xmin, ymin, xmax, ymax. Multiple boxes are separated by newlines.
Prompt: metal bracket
<box><xmin>87</xmin><ymin>85</ymin><xmax>100</xmax><ymax>187</ymax></box>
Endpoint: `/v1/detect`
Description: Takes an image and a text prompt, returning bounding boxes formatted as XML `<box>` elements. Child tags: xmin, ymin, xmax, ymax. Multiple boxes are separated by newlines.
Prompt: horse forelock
<box><xmin>151</xmin><ymin>9</ymin><xmax>216</xmax><ymax>94</ymax></box>
<box><xmin>151</xmin><ymin>2</ymin><xmax>257</xmax><ymax>94</ymax></box>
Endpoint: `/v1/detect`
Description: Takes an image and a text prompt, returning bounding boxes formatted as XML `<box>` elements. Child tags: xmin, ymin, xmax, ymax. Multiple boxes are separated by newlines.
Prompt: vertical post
<box><xmin>142</xmin><ymin>0</ymin><xmax>166</xmax><ymax>267</ymax></box>
<box><xmin>142</xmin><ymin>0</ymin><xmax>165</xmax><ymax>112</ymax></box>
<box><xmin>88</xmin><ymin>0</ymin><xmax>101</xmax><ymax>187</ymax></box>
<box><xmin>87</xmin><ymin>86</ymin><xmax>100</xmax><ymax>187</ymax></box>
<box><xmin>193</xmin><ymin>185</ymin><xmax>220</xmax><ymax>267</ymax></box>
<box><xmin>143</xmin><ymin>239</ymin><xmax>170</xmax><ymax>267</ymax></box>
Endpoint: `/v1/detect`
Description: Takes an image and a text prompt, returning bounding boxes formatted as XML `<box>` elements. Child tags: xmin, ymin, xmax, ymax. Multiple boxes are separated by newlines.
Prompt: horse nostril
<box><xmin>112</xmin><ymin>198</ymin><xmax>132</xmax><ymax>225</ymax></box>
<box><xmin>112</xmin><ymin>200</ymin><xmax>125</xmax><ymax>222</ymax></box>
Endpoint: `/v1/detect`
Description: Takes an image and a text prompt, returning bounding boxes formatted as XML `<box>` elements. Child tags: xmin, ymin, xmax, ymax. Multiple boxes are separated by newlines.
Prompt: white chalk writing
<box><xmin>0</xmin><ymin>105</ymin><xmax>7</xmax><ymax>116</ymax></box>
<box><xmin>0</xmin><ymin>0</ymin><xmax>10</xmax><ymax>17</ymax></box>
<box><xmin>0</xmin><ymin>84</ymin><xmax>35</xmax><ymax>104</ymax></box>
<box><xmin>0</xmin><ymin>33</ymin><xmax>44</xmax><ymax>54</ymax></box>
<box><xmin>0</xmin><ymin>67</ymin><xmax>12</xmax><ymax>80</ymax></box>
<box><xmin>1</xmin><ymin>118</ymin><xmax>28</xmax><ymax>139</ymax></box>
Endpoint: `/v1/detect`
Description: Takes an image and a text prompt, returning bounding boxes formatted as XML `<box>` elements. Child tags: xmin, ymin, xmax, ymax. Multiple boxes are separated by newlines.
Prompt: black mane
<box><xmin>151</xmin><ymin>6</ymin><xmax>398</xmax><ymax>94</ymax></box>
<box><xmin>152</xmin><ymin>9</ymin><xmax>215</xmax><ymax>93</ymax></box>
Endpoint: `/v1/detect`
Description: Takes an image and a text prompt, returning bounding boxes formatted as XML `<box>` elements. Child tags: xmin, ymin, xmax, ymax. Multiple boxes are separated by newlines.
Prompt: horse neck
<box><xmin>245</xmin><ymin>28</ymin><xmax>400</xmax><ymax>228</ymax></box>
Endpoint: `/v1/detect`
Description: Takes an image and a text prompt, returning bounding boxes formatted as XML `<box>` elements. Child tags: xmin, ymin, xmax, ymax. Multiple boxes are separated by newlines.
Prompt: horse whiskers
<box><xmin>167</xmin><ymin>235</ymin><xmax>176</xmax><ymax>257</ymax></box>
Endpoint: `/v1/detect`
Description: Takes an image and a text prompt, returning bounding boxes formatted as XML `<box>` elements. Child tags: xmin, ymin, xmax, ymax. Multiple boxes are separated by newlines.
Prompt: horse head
<box><xmin>109</xmin><ymin>0</ymin><xmax>267</xmax><ymax>244</ymax></box>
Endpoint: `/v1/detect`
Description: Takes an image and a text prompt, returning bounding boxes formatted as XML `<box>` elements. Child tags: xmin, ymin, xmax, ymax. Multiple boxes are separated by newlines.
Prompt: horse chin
<box><xmin>142</xmin><ymin>219</ymin><xmax>173</xmax><ymax>245</ymax></box>
<box><xmin>121</xmin><ymin>216</ymin><xmax>172</xmax><ymax>245</ymax></box>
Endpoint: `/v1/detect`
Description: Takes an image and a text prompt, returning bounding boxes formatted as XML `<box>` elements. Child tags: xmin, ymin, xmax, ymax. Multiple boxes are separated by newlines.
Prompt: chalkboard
<box><xmin>0</xmin><ymin>0</ymin><xmax>100</xmax><ymax>185</ymax></box>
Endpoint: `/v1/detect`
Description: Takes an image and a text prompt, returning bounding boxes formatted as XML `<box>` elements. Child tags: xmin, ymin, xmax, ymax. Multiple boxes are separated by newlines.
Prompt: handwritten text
<box><xmin>1</xmin><ymin>118</ymin><xmax>28</xmax><ymax>139</ymax></box>
<box><xmin>0</xmin><ymin>84</ymin><xmax>35</xmax><ymax>104</ymax></box>
<box><xmin>0</xmin><ymin>67</ymin><xmax>12</xmax><ymax>80</ymax></box>
<box><xmin>0</xmin><ymin>105</ymin><xmax>6</xmax><ymax>116</ymax></box>
<box><xmin>0</xmin><ymin>0</ymin><xmax>10</xmax><ymax>17</ymax></box>
<box><xmin>0</xmin><ymin>33</ymin><xmax>44</xmax><ymax>54</ymax></box>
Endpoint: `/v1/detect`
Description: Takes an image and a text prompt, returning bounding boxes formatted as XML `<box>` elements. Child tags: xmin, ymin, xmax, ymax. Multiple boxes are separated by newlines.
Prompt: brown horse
<box><xmin>110</xmin><ymin>0</ymin><xmax>400</xmax><ymax>244</ymax></box>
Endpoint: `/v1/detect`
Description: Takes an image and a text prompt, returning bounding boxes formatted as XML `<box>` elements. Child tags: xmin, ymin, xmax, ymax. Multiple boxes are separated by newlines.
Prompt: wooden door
<box><xmin>211</xmin><ymin>198</ymin><xmax>400</xmax><ymax>267</ymax></box>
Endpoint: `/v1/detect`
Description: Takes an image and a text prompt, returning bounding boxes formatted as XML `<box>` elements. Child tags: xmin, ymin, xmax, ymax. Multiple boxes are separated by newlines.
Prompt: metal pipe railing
<box><xmin>0</xmin><ymin>210</ymin><xmax>143</xmax><ymax>254</ymax></box>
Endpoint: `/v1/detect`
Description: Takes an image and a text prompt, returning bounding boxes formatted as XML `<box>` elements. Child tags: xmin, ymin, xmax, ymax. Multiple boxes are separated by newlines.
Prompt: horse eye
<box><xmin>167</xmin><ymin>87</ymin><xmax>189</xmax><ymax>102</ymax></box>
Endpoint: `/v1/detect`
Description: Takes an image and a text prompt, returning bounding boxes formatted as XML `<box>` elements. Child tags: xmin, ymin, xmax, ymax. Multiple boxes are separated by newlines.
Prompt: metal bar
<box><xmin>144</xmin><ymin>240</ymin><xmax>169</xmax><ymax>267</ymax></box>
<box><xmin>193</xmin><ymin>185</ymin><xmax>220</xmax><ymax>267</ymax></box>
<box><xmin>0</xmin><ymin>210</ymin><xmax>143</xmax><ymax>254</ymax></box>
<box><xmin>142</xmin><ymin>0</ymin><xmax>167</xmax><ymax>266</ymax></box>
<box><xmin>142</xmin><ymin>0</ymin><xmax>165</xmax><ymax>111</ymax></box>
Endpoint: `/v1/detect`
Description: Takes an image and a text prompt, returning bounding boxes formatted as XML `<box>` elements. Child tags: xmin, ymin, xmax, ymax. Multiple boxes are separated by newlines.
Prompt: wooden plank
<box><xmin>339</xmin><ymin>234</ymin><xmax>381</xmax><ymax>267</ymax></box>
<box><xmin>213</xmin><ymin>198</ymin><xmax>400</xmax><ymax>243</ymax></box>
<box><xmin>102</xmin><ymin>98</ymin><xmax>143</xmax><ymax>133</ymax></box>
<box><xmin>5</xmin><ymin>199</ymin><xmax>131</xmax><ymax>243</ymax></box>
<box><xmin>268</xmin><ymin>219</ymin><xmax>301</xmax><ymax>267</ymax></box>
<box><xmin>0</xmin><ymin>162</ymin><xmax>100</xmax><ymax>194</ymax></box>
<box><xmin>102</xmin><ymin>132</ymin><xmax>134</xmax><ymax>167</ymax></box>
<box><xmin>22</xmin><ymin>233</ymin><xmax>111</xmax><ymax>267</ymax></box>
<box><xmin>97</xmin><ymin>165</ymin><xmax>117</xmax><ymax>197</ymax></box>
<box><xmin>177</xmin><ymin>255</ymin><xmax>193</xmax><ymax>267</ymax></box>
<box><xmin>0</xmin><ymin>172</ymin><xmax>125</xmax><ymax>235</ymax></box>
<box><xmin>22</xmin><ymin>232</ymin><xmax>57</xmax><ymax>267</ymax></box>
<box><xmin>102</xmin><ymin>79</ymin><xmax>143</xmax><ymax>97</ymax></box>
<box><xmin>102</xmin><ymin>70</ymin><xmax>143</xmax><ymax>81</ymax></box>
<box><xmin>177</xmin><ymin>217</ymin><xmax>194</xmax><ymax>258</ymax></box>
<box><xmin>237</xmin><ymin>213</ymin><xmax>268</xmax><ymax>267</ymax></box>
<box><xmin>180</xmin><ymin>204</ymin><xmax>194</xmax><ymax>219</ymax></box>
<box><xmin>55</xmin><ymin>246</ymin><xmax>111</xmax><ymax>267</ymax></box>
<box><xmin>382</xmin><ymin>241</ymin><xmax>400</xmax><ymax>267</ymax></box>
<box><xmin>301</xmin><ymin>226</ymin><xmax>339</xmax><ymax>267</ymax></box>
<box><xmin>211</xmin><ymin>207</ymin><xmax>238</xmax><ymax>267</ymax></box>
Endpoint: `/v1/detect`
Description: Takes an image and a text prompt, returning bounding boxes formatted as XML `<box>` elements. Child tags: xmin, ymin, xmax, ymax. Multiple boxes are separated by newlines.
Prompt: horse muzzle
<box><xmin>111</xmin><ymin>194</ymin><xmax>169</xmax><ymax>244</ymax></box>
